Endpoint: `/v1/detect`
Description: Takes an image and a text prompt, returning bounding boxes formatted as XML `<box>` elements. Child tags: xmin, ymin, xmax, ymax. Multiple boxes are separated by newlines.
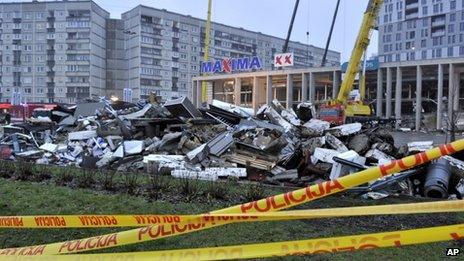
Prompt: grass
<box><xmin>0</xmin><ymin>179</ymin><xmax>462</xmax><ymax>260</ymax></box>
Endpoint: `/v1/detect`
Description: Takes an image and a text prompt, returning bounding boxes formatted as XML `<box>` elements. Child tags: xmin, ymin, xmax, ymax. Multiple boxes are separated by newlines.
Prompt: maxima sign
<box><xmin>201</xmin><ymin>56</ymin><xmax>263</xmax><ymax>74</ymax></box>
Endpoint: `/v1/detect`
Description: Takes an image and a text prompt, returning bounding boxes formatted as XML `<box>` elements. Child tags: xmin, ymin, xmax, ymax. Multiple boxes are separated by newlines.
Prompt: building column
<box><xmin>196</xmin><ymin>80</ymin><xmax>202</xmax><ymax>107</ymax></box>
<box><xmin>234</xmin><ymin>77</ymin><xmax>241</xmax><ymax>106</ymax></box>
<box><xmin>286</xmin><ymin>74</ymin><xmax>293</xmax><ymax>109</ymax></box>
<box><xmin>192</xmin><ymin>80</ymin><xmax>198</xmax><ymax>107</ymax></box>
<box><xmin>332</xmin><ymin>71</ymin><xmax>339</xmax><ymax>99</ymax></box>
<box><xmin>394</xmin><ymin>67</ymin><xmax>402</xmax><ymax>128</ymax></box>
<box><xmin>266</xmin><ymin>75</ymin><xmax>273</xmax><ymax>105</ymax></box>
<box><xmin>324</xmin><ymin>85</ymin><xmax>328</xmax><ymax>101</ymax></box>
<box><xmin>376</xmin><ymin>69</ymin><xmax>383</xmax><ymax>117</ymax></box>
<box><xmin>416</xmin><ymin>65</ymin><xmax>422</xmax><ymax>132</ymax></box>
<box><xmin>437</xmin><ymin>64</ymin><xmax>444</xmax><ymax>130</ymax></box>
<box><xmin>309</xmin><ymin>72</ymin><xmax>316</xmax><ymax>102</ymax></box>
<box><xmin>386</xmin><ymin>67</ymin><xmax>392</xmax><ymax>118</ymax></box>
<box><xmin>454</xmin><ymin>71</ymin><xmax>460</xmax><ymax>111</ymax></box>
<box><xmin>448</xmin><ymin>64</ymin><xmax>454</xmax><ymax>117</ymax></box>
<box><xmin>252</xmin><ymin>76</ymin><xmax>259</xmax><ymax>113</ymax></box>
<box><xmin>301</xmin><ymin>73</ymin><xmax>309</xmax><ymax>102</ymax></box>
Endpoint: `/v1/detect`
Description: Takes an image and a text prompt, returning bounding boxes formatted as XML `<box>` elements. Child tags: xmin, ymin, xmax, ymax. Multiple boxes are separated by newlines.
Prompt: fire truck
<box><xmin>0</xmin><ymin>103</ymin><xmax>57</xmax><ymax>123</ymax></box>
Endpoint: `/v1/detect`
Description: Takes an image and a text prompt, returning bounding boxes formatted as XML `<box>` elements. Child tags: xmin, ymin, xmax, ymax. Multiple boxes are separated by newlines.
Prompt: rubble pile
<box><xmin>0</xmin><ymin>97</ymin><xmax>463</xmax><ymax>200</ymax></box>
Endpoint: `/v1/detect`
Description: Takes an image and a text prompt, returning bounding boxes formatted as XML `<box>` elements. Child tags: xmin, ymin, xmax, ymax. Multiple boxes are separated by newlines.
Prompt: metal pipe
<box><xmin>332</xmin><ymin>156</ymin><xmax>367</xmax><ymax>170</ymax></box>
<box><xmin>424</xmin><ymin>159</ymin><xmax>451</xmax><ymax>198</ymax></box>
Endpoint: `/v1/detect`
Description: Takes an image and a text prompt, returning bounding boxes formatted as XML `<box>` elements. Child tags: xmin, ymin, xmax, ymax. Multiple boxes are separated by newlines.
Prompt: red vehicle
<box><xmin>0</xmin><ymin>103</ymin><xmax>57</xmax><ymax>122</ymax></box>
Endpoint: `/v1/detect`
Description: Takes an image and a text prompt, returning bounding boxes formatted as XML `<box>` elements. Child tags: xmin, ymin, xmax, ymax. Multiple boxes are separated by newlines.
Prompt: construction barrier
<box><xmin>1</xmin><ymin>223</ymin><xmax>463</xmax><ymax>260</ymax></box>
<box><xmin>0</xmin><ymin>139</ymin><xmax>463</xmax><ymax>256</ymax></box>
<box><xmin>0</xmin><ymin>200</ymin><xmax>463</xmax><ymax>228</ymax></box>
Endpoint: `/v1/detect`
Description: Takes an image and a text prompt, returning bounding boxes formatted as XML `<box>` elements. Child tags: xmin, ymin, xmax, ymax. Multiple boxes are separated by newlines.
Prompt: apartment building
<box><xmin>122</xmin><ymin>5</ymin><xmax>340</xmax><ymax>100</ymax></box>
<box><xmin>0</xmin><ymin>1</ymin><xmax>340</xmax><ymax>103</ymax></box>
<box><xmin>378</xmin><ymin>0</ymin><xmax>464</xmax><ymax>63</ymax></box>
<box><xmin>0</xmin><ymin>0</ymin><xmax>109</xmax><ymax>104</ymax></box>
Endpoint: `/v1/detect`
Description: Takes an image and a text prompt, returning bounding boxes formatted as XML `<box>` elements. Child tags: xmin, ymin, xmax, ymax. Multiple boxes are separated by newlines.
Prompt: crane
<box><xmin>201</xmin><ymin>0</ymin><xmax>213</xmax><ymax>102</ymax></box>
<box><xmin>318</xmin><ymin>0</ymin><xmax>384</xmax><ymax>125</ymax></box>
<box><xmin>283</xmin><ymin>0</ymin><xmax>300</xmax><ymax>53</ymax></box>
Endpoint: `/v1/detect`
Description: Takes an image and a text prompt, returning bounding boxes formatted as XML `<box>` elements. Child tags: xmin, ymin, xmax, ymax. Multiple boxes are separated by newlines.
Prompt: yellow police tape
<box><xmin>1</xmin><ymin>223</ymin><xmax>463</xmax><ymax>260</ymax></box>
<box><xmin>1</xmin><ymin>139</ymin><xmax>463</xmax><ymax>255</ymax></box>
<box><xmin>1</xmin><ymin>200</ymin><xmax>463</xmax><ymax>228</ymax></box>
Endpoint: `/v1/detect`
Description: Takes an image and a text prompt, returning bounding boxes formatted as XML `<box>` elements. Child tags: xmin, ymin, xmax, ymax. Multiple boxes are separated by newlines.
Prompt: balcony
<box><xmin>47</xmin><ymin>82</ymin><xmax>55</xmax><ymax>88</ymax></box>
<box><xmin>47</xmin><ymin>71</ymin><xmax>55</xmax><ymax>77</ymax></box>
<box><xmin>47</xmin><ymin>28</ymin><xmax>55</xmax><ymax>33</ymax></box>
<box><xmin>405</xmin><ymin>13</ymin><xmax>418</xmax><ymax>20</ymax></box>
<box><xmin>431</xmin><ymin>30</ymin><xmax>445</xmax><ymax>37</ymax></box>
<box><xmin>13</xmin><ymin>60</ymin><xmax>21</xmax><ymax>66</ymax></box>
<box><xmin>47</xmin><ymin>92</ymin><xmax>55</xmax><ymax>98</ymax></box>
<box><xmin>432</xmin><ymin>20</ymin><xmax>446</xmax><ymax>27</ymax></box>
<box><xmin>13</xmin><ymin>82</ymin><xmax>21</xmax><ymax>87</ymax></box>
<box><xmin>405</xmin><ymin>2</ymin><xmax>419</xmax><ymax>10</ymax></box>
<box><xmin>47</xmin><ymin>50</ymin><xmax>55</xmax><ymax>55</ymax></box>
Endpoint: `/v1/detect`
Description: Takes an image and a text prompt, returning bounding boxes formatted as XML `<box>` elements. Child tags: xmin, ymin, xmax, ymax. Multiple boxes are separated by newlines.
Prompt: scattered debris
<box><xmin>0</xmin><ymin>96</ymin><xmax>459</xmax><ymax>201</ymax></box>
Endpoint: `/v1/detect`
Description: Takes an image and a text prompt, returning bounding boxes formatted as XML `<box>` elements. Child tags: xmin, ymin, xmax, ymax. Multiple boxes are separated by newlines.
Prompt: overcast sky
<box><xmin>14</xmin><ymin>0</ymin><xmax>378</xmax><ymax>62</ymax></box>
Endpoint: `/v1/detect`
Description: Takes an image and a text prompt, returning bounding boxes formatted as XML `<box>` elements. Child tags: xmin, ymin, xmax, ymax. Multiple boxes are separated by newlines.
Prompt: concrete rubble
<box><xmin>1</xmin><ymin>96</ymin><xmax>463</xmax><ymax>200</ymax></box>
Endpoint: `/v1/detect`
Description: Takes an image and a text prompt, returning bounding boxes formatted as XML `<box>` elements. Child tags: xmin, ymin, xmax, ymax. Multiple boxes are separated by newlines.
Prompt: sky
<box><xmin>12</xmin><ymin>0</ymin><xmax>379</xmax><ymax>62</ymax></box>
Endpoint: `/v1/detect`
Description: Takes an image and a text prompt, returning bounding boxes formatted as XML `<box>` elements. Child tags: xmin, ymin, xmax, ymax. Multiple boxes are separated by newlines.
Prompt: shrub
<box><xmin>243</xmin><ymin>183</ymin><xmax>266</xmax><ymax>202</ymax></box>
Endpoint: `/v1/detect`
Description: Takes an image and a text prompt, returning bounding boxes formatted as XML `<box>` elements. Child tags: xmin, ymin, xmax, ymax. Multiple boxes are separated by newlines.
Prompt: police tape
<box><xmin>1</xmin><ymin>223</ymin><xmax>463</xmax><ymax>260</ymax></box>
<box><xmin>0</xmin><ymin>200</ymin><xmax>463</xmax><ymax>228</ymax></box>
<box><xmin>1</xmin><ymin>139</ymin><xmax>463</xmax><ymax>255</ymax></box>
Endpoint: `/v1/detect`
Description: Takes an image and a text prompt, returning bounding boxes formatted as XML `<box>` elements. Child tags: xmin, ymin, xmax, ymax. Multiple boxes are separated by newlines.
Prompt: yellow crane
<box><xmin>318</xmin><ymin>0</ymin><xmax>384</xmax><ymax>125</ymax></box>
<box><xmin>201</xmin><ymin>0</ymin><xmax>213</xmax><ymax>102</ymax></box>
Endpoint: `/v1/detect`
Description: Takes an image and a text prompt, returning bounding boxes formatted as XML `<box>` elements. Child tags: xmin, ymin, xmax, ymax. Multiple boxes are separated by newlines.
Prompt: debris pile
<box><xmin>0</xmin><ymin>97</ymin><xmax>463</xmax><ymax>200</ymax></box>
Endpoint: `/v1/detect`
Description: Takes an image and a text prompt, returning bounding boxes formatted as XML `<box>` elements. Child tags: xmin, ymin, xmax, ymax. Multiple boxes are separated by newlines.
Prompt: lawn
<box><xmin>0</xmin><ymin>178</ymin><xmax>462</xmax><ymax>260</ymax></box>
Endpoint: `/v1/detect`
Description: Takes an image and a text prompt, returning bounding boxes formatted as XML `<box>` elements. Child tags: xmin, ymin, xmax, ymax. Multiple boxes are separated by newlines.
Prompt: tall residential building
<box><xmin>122</xmin><ymin>5</ymin><xmax>340</xmax><ymax>100</ymax></box>
<box><xmin>0</xmin><ymin>1</ymin><xmax>340</xmax><ymax>103</ymax></box>
<box><xmin>378</xmin><ymin>0</ymin><xmax>464</xmax><ymax>63</ymax></box>
<box><xmin>0</xmin><ymin>0</ymin><xmax>109</xmax><ymax>104</ymax></box>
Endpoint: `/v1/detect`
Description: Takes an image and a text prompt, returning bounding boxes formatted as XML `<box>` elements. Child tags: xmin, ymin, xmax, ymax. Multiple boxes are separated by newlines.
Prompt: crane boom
<box><xmin>201</xmin><ymin>0</ymin><xmax>213</xmax><ymax>102</ymax></box>
<box><xmin>336</xmin><ymin>0</ymin><xmax>383</xmax><ymax>102</ymax></box>
<box><xmin>283</xmin><ymin>0</ymin><xmax>300</xmax><ymax>53</ymax></box>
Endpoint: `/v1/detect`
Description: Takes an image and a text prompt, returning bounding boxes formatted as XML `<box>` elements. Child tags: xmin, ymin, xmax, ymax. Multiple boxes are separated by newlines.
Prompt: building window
<box><xmin>451</xmin><ymin>1</ymin><xmax>456</xmax><ymax>10</ymax></box>
<box><xmin>421</xmin><ymin>39</ymin><xmax>427</xmax><ymax>47</ymax></box>
<box><xmin>422</xmin><ymin>6</ymin><xmax>428</xmax><ymax>15</ymax></box>
<box><xmin>448</xmin><ymin>47</ymin><xmax>454</xmax><ymax>57</ymax></box>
